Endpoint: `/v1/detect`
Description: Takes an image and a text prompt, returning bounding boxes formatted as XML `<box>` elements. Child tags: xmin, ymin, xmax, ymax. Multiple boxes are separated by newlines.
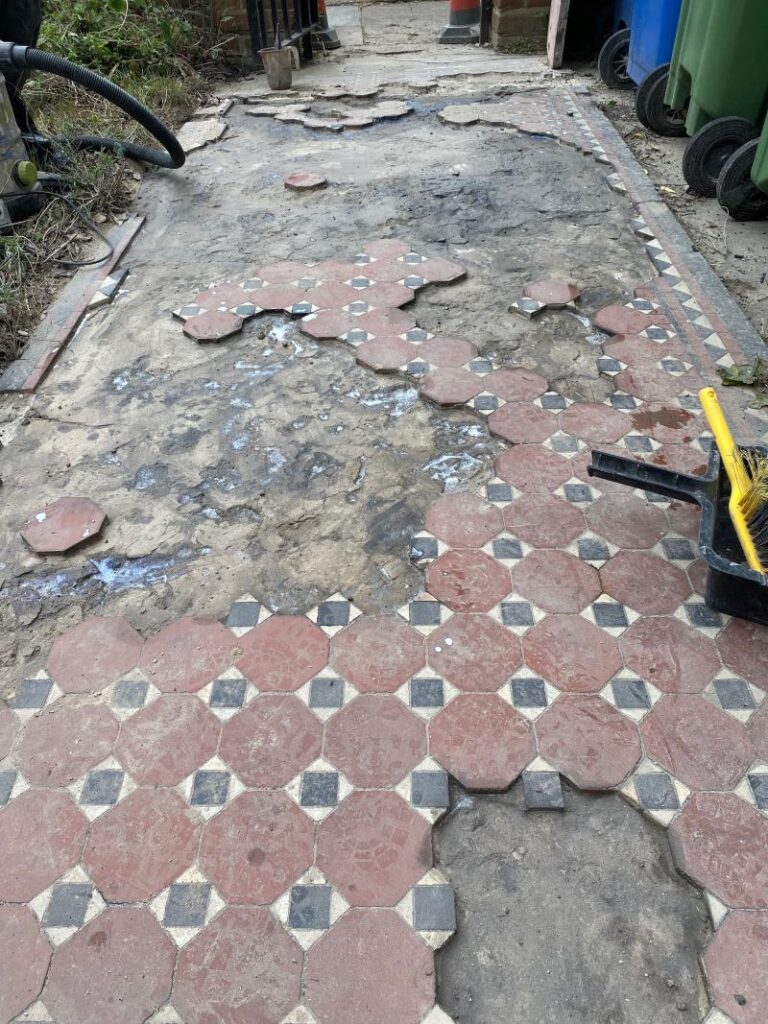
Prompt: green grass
<box><xmin>1</xmin><ymin>0</ymin><xmax>218</xmax><ymax>364</ymax></box>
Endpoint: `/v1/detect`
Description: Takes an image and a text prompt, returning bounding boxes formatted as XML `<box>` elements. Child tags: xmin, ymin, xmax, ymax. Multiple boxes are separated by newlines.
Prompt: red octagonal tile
<box><xmin>16</xmin><ymin>697</ymin><xmax>118</xmax><ymax>787</ymax></box>
<box><xmin>703</xmin><ymin>910</ymin><xmax>768</xmax><ymax>1024</ymax></box>
<box><xmin>47</xmin><ymin>615</ymin><xmax>143</xmax><ymax>694</ymax></box>
<box><xmin>420</xmin><ymin>368</ymin><xmax>483</xmax><ymax>406</ymax></box>
<box><xmin>426</xmin><ymin>549</ymin><xmax>511</xmax><ymax>613</ymax></box>
<box><xmin>139</xmin><ymin>616</ymin><xmax>236</xmax><ymax>693</ymax></box>
<box><xmin>536</xmin><ymin>695</ymin><xmax>641</xmax><ymax>789</ymax></box>
<box><xmin>514</xmin><ymin>550</ymin><xmax>601</xmax><ymax>614</ymax></box>
<box><xmin>427</xmin><ymin>613</ymin><xmax>522</xmax><ymax>691</ymax></box>
<box><xmin>306</xmin><ymin>909</ymin><xmax>434</xmax><ymax>1024</ymax></box>
<box><xmin>523</xmin><ymin>615</ymin><xmax>621</xmax><ymax>692</ymax></box>
<box><xmin>424</xmin><ymin>492</ymin><xmax>503</xmax><ymax>548</ymax></box>
<box><xmin>236</xmin><ymin>615</ymin><xmax>329</xmax><ymax>691</ymax></box>
<box><xmin>316</xmin><ymin>791</ymin><xmax>431</xmax><ymax>906</ymax></box>
<box><xmin>220</xmin><ymin>694</ymin><xmax>322</xmax><ymax>787</ymax></box>
<box><xmin>0</xmin><ymin>789</ymin><xmax>87</xmax><ymax>902</ymax></box>
<box><xmin>200</xmin><ymin>791</ymin><xmax>314</xmax><ymax>905</ymax></box>
<box><xmin>420</xmin><ymin>335</ymin><xmax>477</xmax><ymax>366</ymax></box>
<box><xmin>641</xmin><ymin>695</ymin><xmax>753</xmax><ymax>791</ymax></box>
<box><xmin>586</xmin><ymin>494</ymin><xmax>668</xmax><ymax>549</ymax></box>
<box><xmin>750</xmin><ymin>702</ymin><xmax>768</xmax><ymax>761</ymax></box>
<box><xmin>524</xmin><ymin>278</ymin><xmax>580</xmax><ymax>307</ymax></box>
<box><xmin>0</xmin><ymin>905</ymin><xmax>52</xmax><ymax>1024</ymax></box>
<box><xmin>484</xmin><ymin>367</ymin><xmax>548</xmax><ymax>402</ymax></box>
<box><xmin>175</xmin><ymin>907</ymin><xmax>303</xmax><ymax>1024</ymax></box>
<box><xmin>331</xmin><ymin>615</ymin><xmax>425</xmax><ymax>693</ymax></box>
<box><xmin>326</xmin><ymin>695</ymin><xmax>426</xmax><ymax>787</ymax></box>
<box><xmin>429</xmin><ymin>693</ymin><xmax>534</xmax><ymax>790</ymax></box>
<box><xmin>718</xmin><ymin>618</ymin><xmax>768</xmax><ymax>690</ymax></box>
<box><xmin>20</xmin><ymin>497</ymin><xmax>107</xmax><ymax>554</ymax></box>
<box><xmin>669</xmin><ymin>793</ymin><xmax>768</xmax><ymax>909</ymax></box>
<box><xmin>620</xmin><ymin>616</ymin><xmax>720</xmax><ymax>693</ymax></box>
<box><xmin>600</xmin><ymin>550</ymin><xmax>691</xmax><ymax>615</ymax></box>
<box><xmin>184</xmin><ymin>310</ymin><xmax>244</xmax><ymax>343</ymax></box>
<box><xmin>84</xmin><ymin>789</ymin><xmax>199</xmax><ymax>903</ymax></box>
<box><xmin>43</xmin><ymin>908</ymin><xmax>175</xmax><ymax>1024</ymax></box>
<box><xmin>356</xmin><ymin>336</ymin><xmax>415</xmax><ymax>372</ymax></box>
<box><xmin>594</xmin><ymin>305</ymin><xmax>668</xmax><ymax>336</ymax></box>
<box><xmin>420</xmin><ymin>256</ymin><xmax>466</xmax><ymax>283</ymax></box>
<box><xmin>560</xmin><ymin>402</ymin><xmax>632</xmax><ymax>444</ymax></box>
<box><xmin>301</xmin><ymin>309</ymin><xmax>358</xmax><ymax>339</ymax></box>
<box><xmin>115</xmin><ymin>694</ymin><xmax>220</xmax><ymax>786</ymax></box>
<box><xmin>503</xmin><ymin>494</ymin><xmax>585</xmax><ymax>548</ymax></box>
<box><xmin>495</xmin><ymin>445</ymin><xmax>573</xmax><ymax>493</ymax></box>
<box><xmin>488</xmin><ymin>403</ymin><xmax>559</xmax><ymax>444</ymax></box>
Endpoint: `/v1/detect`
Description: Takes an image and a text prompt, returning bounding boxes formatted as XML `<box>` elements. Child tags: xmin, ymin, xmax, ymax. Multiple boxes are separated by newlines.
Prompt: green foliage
<box><xmin>719</xmin><ymin>359</ymin><xmax>768</xmax><ymax>408</ymax></box>
<box><xmin>39</xmin><ymin>0</ymin><xmax>207</xmax><ymax>80</ymax></box>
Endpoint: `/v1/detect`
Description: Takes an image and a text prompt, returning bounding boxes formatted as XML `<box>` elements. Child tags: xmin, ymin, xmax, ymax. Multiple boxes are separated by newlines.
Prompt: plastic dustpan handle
<box><xmin>588</xmin><ymin>451</ymin><xmax>709</xmax><ymax>505</ymax></box>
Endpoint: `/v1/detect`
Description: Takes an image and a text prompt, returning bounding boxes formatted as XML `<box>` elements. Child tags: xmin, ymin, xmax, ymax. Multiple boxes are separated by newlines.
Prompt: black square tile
<box><xmin>42</xmin><ymin>883</ymin><xmax>93</xmax><ymax>929</ymax></box>
<box><xmin>646</xmin><ymin>326</ymin><xmax>670</xmax><ymax>340</ymax></box>
<box><xmin>80</xmin><ymin>769</ymin><xmax>124</xmax><ymax>806</ymax></box>
<box><xmin>346</xmin><ymin>329</ymin><xmax>368</xmax><ymax>344</ymax></box>
<box><xmin>410</xmin><ymin>678</ymin><xmax>444</xmax><ymax>708</ymax></box>
<box><xmin>403</xmin><ymin>275</ymin><xmax>426</xmax><ymax>289</ymax></box>
<box><xmin>0</xmin><ymin>770</ymin><xmax>17</xmax><ymax>806</ymax></box>
<box><xmin>635</xmin><ymin>772</ymin><xmax>680</xmax><ymax>811</ymax></box>
<box><xmin>289</xmin><ymin>885</ymin><xmax>332</xmax><ymax>930</ymax></box>
<box><xmin>225</xmin><ymin>601</ymin><xmax>262</xmax><ymax>630</ymax></box>
<box><xmin>578</xmin><ymin>538</ymin><xmax>610</xmax><ymax>562</ymax></box>
<box><xmin>610</xmin><ymin>393</ymin><xmax>638</xmax><ymax>411</ymax></box>
<box><xmin>112</xmin><ymin>679</ymin><xmax>149</xmax><ymax>708</ymax></box>
<box><xmin>210</xmin><ymin>677</ymin><xmax>247</xmax><ymax>709</ymax></box>
<box><xmin>411</xmin><ymin>770</ymin><xmax>450</xmax><ymax>809</ymax></box>
<box><xmin>413</xmin><ymin>885</ymin><xmax>456</xmax><ymax>932</ymax></box>
<box><xmin>645</xmin><ymin>490</ymin><xmax>669</xmax><ymax>503</ymax></box>
<box><xmin>511</xmin><ymin>678</ymin><xmax>547</xmax><ymax>708</ymax></box>
<box><xmin>493</xmin><ymin>537</ymin><xmax>523</xmax><ymax>559</ymax></box>
<box><xmin>309</xmin><ymin>677</ymin><xmax>344</xmax><ymax>709</ymax></box>
<box><xmin>405</xmin><ymin>328</ymin><xmax>429</xmax><ymax>342</ymax></box>
<box><xmin>501</xmin><ymin>602</ymin><xmax>535</xmax><ymax>628</ymax></box>
<box><xmin>748</xmin><ymin>774</ymin><xmax>768</xmax><ymax>810</ymax></box>
<box><xmin>486</xmin><ymin>484</ymin><xmax>514</xmax><ymax>504</ymax></box>
<box><xmin>348</xmin><ymin>301</ymin><xmax>370</xmax><ymax>315</ymax></box>
<box><xmin>540</xmin><ymin>392</ymin><xmax>567</xmax><ymax>410</ymax></box>
<box><xmin>317</xmin><ymin>601</ymin><xmax>351</xmax><ymax>628</ymax></box>
<box><xmin>403</xmin><ymin>253</ymin><xmax>425</xmax><ymax>266</ymax></box>
<box><xmin>550</xmin><ymin>434</ymin><xmax>579</xmax><ymax>454</ymax></box>
<box><xmin>624</xmin><ymin>434</ymin><xmax>655</xmax><ymax>453</ymax></box>
<box><xmin>661</xmin><ymin>358</ymin><xmax>685</xmax><ymax>374</ymax></box>
<box><xmin>633</xmin><ymin>299</ymin><xmax>654</xmax><ymax>312</ymax></box>
<box><xmin>352</xmin><ymin>253</ymin><xmax>371</xmax><ymax>265</ymax></box>
<box><xmin>164</xmin><ymin>882</ymin><xmax>211</xmax><ymax>928</ymax></box>
<box><xmin>290</xmin><ymin>302</ymin><xmax>314</xmax><ymax>317</ymax></box>
<box><xmin>296</xmin><ymin>277</ymin><xmax>318</xmax><ymax>289</ymax></box>
<box><xmin>677</xmin><ymin>394</ymin><xmax>700</xmax><ymax>411</ymax></box>
<box><xmin>233</xmin><ymin>303</ymin><xmax>259</xmax><ymax>317</ymax></box>
<box><xmin>350</xmin><ymin>277</ymin><xmax>372</xmax><ymax>289</ymax></box>
<box><xmin>407</xmin><ymin>360</ymin><xmax>429</xmax><ymax>376</ymax></box>
<box><xmin>685</xmin><ymin>603</ymin><xmax>722</xmax><ymax>629</ymax></box>
<box><xmin>11</xmin><ymin>677</ymin><xmax>52</xmax><ymax>709</ymax></box>
<box><xmin>474</xmin><ymin>394</ymin><xmax>499</xmax><ymax>412</ymax></box>
<box><xmin>661</xmin><ymin>538</ymin><xmax>696</xmax><ymax>561</ymax></box>
<box><xmin>523</xmin><ymin>771</ymin><xmax>565</xmax><ymax>810</ymax></box>
<box><xmin>468</xmin><ymin>359</ymin><xmax>492</xmax><ymax>374</ymax></box>
<box><xmin>612</xmin><ymin>678</ymin><xmax>650</xmax><ymax>710</ymax></box>
<box><xmin>410</xmin><ymin>536</ymin><xmax>438</xmax><ymax>561</ymax></box>
<box><xmin>714</xmin><ymin>678</ymin><xmax>755</xmax><ymax>711</ymax></box>
<box><xmin>563</xmin><ymin>483</ymin><xmax>593</xmax><ymax>503</ymax></box>
<box><xmin>598</xmin><ymin>358</ymin><xmax>622</xmax><ymax>375</ymax></box>
<box><xmin>190</xmin><ymin>770</ymin><xmax>230</xmax><ymax>806</ymax></box>
<box><xmin>409</xmin><ymin>602</ymin><xmax>442</xmax><ymax>627</ymax></box>
<box><xmin>300</xmin><ymin>771</ymin><xmax>339</xmax><ymax>807</ymax></box>
<box><xmin>593</xmin><ymin>603</ymin><xmax>629</xmax><ymax>628</ymax></box>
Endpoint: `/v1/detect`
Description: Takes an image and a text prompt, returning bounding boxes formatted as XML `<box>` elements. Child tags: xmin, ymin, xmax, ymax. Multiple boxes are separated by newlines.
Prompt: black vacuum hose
<box><xmin>2</xmin><ymin>43</ymin><xmax>185</xmax><ymax>168</ymax></box>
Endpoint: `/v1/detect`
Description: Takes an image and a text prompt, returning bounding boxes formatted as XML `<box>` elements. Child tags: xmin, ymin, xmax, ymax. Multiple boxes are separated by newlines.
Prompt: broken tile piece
<box><xmin>284</xmin><ymin>173</ymin><xmax>328</xmax><ymax>192</ymax></box>
<box><xmin>176</xmin><ymin>118</ymin><xmax>226</xmax><ymax>154</ymax></box>
<box><xmin>523</xmin><ymin>278</ymin><xmax>580</xmax><ymax>308</ymax></box>
<box><xmin>20</xmin><ymin>498</ymin><xmax>107</xmax><ymax>555</ymax></box>
<box><xmin>183</xmin><ymin>311</ymin><xmax>244</xmax><ymax>343</ymax></box>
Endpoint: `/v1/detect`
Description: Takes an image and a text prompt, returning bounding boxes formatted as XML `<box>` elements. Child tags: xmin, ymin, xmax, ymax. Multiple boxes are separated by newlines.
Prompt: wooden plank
<box><xmin>547</xmin><ymin>0</ymin><xmax>571</xmax><ymax>69</ymax></box>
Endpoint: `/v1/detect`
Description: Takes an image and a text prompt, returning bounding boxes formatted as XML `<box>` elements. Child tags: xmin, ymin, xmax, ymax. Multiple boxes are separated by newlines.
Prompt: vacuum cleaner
<box><xmin>0</xmin><ymin>0</ymin><xmax>185</xmax><ymax>229</ymax></box>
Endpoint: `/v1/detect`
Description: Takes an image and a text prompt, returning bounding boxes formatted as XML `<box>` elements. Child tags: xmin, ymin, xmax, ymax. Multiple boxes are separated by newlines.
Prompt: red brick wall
<box><xmin>172</xmin><ymin>0</ymin><xmax>297</xmax><ymax>64</ymax></box>
<box><xmin>491</xmin><ymin>0</ymin><xmax>550</xmax><ymax>53</ymax></box>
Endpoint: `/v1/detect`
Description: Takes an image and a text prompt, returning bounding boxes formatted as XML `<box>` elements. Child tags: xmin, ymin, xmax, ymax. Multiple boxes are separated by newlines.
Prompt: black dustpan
<box><xmin>589</xmin><ymin>446</ymin><xmax>768</xmax><ymax>626</ymax></box>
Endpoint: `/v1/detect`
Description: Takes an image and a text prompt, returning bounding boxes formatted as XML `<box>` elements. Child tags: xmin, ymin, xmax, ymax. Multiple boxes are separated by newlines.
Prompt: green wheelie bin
<box><xmin>637</xmin><ymin>0</ymin><xmax>768</xmax><ymax>197</ymax></box>
<box><xmin>717</xmin><ymin>115</ymin><xmax>768</xmax><ymax>221</ymax></box>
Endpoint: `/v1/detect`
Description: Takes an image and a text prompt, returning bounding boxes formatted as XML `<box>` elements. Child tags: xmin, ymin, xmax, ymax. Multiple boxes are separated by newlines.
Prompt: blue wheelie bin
<box><xmin>627</xmin><ymin>0</ymin><xmax>682</xmax><ymax>86</ymax></box>
<box><xmin>598</xmin><ymin>0</ymin><xmax>636</xmax><ymax>89</ymax></box>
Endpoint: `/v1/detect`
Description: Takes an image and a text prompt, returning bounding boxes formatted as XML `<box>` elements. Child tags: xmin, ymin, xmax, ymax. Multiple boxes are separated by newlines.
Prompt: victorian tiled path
<box><xmin>3</xmin><ymin>88</ymin><xmax>768</xmax><ymax>1024</ymax></box>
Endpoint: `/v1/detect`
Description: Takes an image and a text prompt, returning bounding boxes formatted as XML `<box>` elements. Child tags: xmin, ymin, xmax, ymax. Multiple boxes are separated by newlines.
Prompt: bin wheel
<box><xmin>717</xmin><ymin>140</ymin><xmax>768</xmax><ymax>222</ymax></box>
<box><xmin>682</xmin><ymin>117</ymin><xmax>759</xmax><ymax>197</ymax></box>
<box><xmin>598</xmin><ymin>29</ymin><xmax>632</xmax><ymax>89</ymax></box>
<box><xmin>636</xmin><ymin>64</ymin><xmax>687</xmax><ymax>137</ymax></box>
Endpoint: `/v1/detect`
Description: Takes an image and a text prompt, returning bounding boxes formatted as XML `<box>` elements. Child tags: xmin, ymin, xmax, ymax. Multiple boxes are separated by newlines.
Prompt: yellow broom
<box><xmin>699</xmin><ymin>386</ymin><xmax>768</xmax><ymax>575</ymax></box>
